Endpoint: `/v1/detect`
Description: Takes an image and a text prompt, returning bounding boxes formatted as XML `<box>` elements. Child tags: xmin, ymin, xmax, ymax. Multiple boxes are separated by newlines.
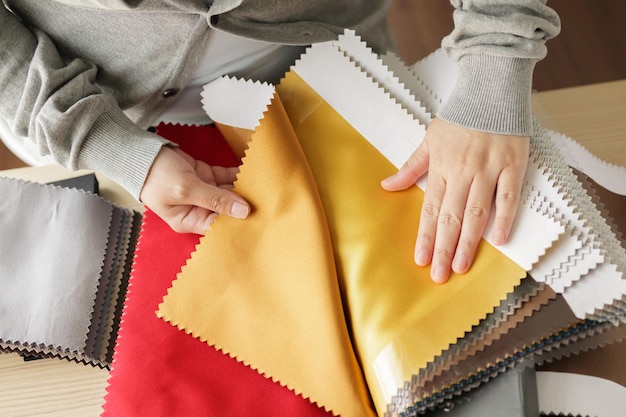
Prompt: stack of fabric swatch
<box><xmin>153</xmin><ymin>30</ymin><xmax>626</xmax><ymax>416</ymax></box>
<box><xmin>2</xmin><ymin>29</ymin><xmax>624</xmax><ymax>417</ymax></box>
<box><xmin>0</xmin><ymin>174</ymin><xmax>140</xmax><ymax>368</ymax></box>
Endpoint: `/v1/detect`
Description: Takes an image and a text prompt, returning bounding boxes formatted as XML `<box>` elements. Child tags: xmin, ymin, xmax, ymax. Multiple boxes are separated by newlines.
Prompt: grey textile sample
<box><xmin>427</xmin><ymin>363</ymin><xmax>538</xmax><ymax>417</ymax></box>
<box><xmin>0</xmin><ymin>177</ymin><xmax>111</xmax><ymax>352</ymax></box>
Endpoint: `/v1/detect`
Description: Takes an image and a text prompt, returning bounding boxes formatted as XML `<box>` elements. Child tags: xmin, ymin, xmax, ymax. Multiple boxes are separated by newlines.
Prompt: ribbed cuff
<box><xmin>77</xmin><ymin>112</ymin><xmax>170</xmax><ymax>200</ymax></box>
<box><xmin>437</xmin><ymin>54</ymin><xmax>536</xmax><ymax>136</ymax></box>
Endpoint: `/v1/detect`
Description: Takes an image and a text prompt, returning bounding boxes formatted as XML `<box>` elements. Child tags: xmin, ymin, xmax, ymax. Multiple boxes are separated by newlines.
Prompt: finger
<box><xmin>491</xmin><ymin>165</ymin><xmax>526</xmax><ymax>245</ymax></box>
<box><xmin>171</xmin><ymin>206</ymin><xmax>219</xmax><ymax>235</ymax></box>
<box><xmin>451</xmin><ymin>175</ymin><xmax>497</xmax><ymax>274</ymax></box>
<box><xmin>179</xmin><ymin>177</ymin><xmax>250</xmax><ymax>220</ymax></box>
<box><xmin>429</xmin><ymin>178</ymin><xmax>470</xmax><ymax>283</ymax></box>
<box><xmin>414</xmin><ymin>172</ymin><xmax>445</xmax><ymax>268</ymax></box>
<box><xmin>193</xmin><ymin>159</ymin><xmax>218</xmax><ymax>185</ymax></box>
<box><xmin>211</xmin><ymin>166</ymin><xmax>240</xmax><ymax>186</ymax></box>
<box><xmin>194</xmin><ymin>160</ymin><xmax>239</xmax><ymax>187</ymax></box>
<box><xmin>381</xmin><ymin>140</ymin><xmax>429</xmax><ymax>191</ymax></box>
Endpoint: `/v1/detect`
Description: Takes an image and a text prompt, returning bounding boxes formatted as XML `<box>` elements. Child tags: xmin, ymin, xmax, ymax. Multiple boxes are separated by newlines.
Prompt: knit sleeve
<box><xmin>0</xmin><ymin>6</ymin><xmax>168</xmax><ymax>199</ymax></box>
<box><xmin>437</xmin><ymin>0</ymin><xmax>561</xmax><ymax>136</ymax></box>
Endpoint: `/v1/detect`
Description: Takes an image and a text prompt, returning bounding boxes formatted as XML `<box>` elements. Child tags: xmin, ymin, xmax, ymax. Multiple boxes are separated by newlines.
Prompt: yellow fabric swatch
<box><xmin>213</xmin><ymin>123</ymin><xmax>253</xmax><ymax>161</ymax></box>
<box><xmin>158</xmin><ymin>95</ymin><xmax>376</xmax><ymax>417</ymax></box>
<box><xmin>276</xmin><ymin>71</ymin><xmax>526</xmax><ymax>412</ymax></box>
<box><xmin>159</xmin><ymin>69</ymin><xmax>526</xmax><ymax>416</ymax></box>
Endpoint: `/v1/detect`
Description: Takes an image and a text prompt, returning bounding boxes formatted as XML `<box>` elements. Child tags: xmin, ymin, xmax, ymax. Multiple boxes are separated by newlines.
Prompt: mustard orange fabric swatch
<box><xmin>159</xmin><ymin>71</ymin><xmax>526</xmax><ymax>416</ymax></box>
<box><xmin>157</xmin><ymin>96</ymin><xmax>376</xmax><ymax>417</ymax></box>
<box><xmin>213</xmin><ymin>123</ymin><xmax>254</xmax><ymax>161</ymax></box>
<box><xmin>276</xmin><ymin>71</ymin><xmax>526</xmax><ymax>412</ymax></box>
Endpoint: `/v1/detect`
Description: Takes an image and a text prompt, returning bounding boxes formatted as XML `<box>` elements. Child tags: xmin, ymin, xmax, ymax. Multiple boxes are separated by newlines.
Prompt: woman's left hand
<box><xmin>381</xmin><ymin>118</ymin><xmax>530</xmax><ymax>283</ymax></box>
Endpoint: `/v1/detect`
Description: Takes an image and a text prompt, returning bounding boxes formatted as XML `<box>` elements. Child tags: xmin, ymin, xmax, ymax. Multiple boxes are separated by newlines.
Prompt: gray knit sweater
<box><xmin>0</xmin><ymin>0</ymin><xmax>560</xmax><ymax>199</ymax></box>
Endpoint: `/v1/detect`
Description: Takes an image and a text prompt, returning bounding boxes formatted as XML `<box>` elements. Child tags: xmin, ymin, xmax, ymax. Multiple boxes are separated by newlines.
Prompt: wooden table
<box><xmin>1</xmin><ymin>80</ymin><xmax>625</xmax><ymax>417</ymax></box>
<box><xmin>532</xmin><ymin>79</ymin><xmax>626</xmax><ymax>168</ymax></box>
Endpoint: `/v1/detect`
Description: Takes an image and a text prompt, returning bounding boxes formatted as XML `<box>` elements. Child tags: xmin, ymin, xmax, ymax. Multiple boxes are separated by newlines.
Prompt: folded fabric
<box><xmin>157</xmin><ymin>104</ymin><xmax>376</xmax><ymax>417</ymax></box>
<box><xmin>153</xmin><ymin>32</ymin><xmax>626</xmax><ymax>416</ymax></box>
<box><xmin>158</xmin><ymin>69</ymin><xmax>527</xmax><ymax>417</ymax></box>
<box><xmin>102</xmin><ymin>123</ymin><xmax>331</xmax><ymax>417</ymax></box>
<box><xmin>278</xmin><ymin>70</ymin><xmax>528</xmax><ymax>413</ymax></box>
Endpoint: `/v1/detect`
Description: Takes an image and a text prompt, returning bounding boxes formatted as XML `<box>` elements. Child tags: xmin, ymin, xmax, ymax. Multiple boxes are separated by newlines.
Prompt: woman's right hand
<box><xmin>139</xmin><ymin>146</ymin><xmax>250</xmax><ymax>235</ymax></box>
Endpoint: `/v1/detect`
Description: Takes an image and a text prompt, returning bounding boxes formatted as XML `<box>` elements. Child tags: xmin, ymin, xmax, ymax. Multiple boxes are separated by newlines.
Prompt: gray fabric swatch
<box><xmin>427</xmin><ymin>363</ymin><xmax>538</xmax><ymax>417</ymax></box>
<box><xmin>0</xmin><ymin>177</ymin><xmax>112</xmax><ymax>352</ymax></box>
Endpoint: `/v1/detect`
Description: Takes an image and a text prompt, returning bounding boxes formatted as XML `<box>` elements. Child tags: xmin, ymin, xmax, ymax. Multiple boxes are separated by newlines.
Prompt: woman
<box><xmin>0</xmin><ymin>0</ymin><xmax>560</xmax><ymax>282</ymax></box>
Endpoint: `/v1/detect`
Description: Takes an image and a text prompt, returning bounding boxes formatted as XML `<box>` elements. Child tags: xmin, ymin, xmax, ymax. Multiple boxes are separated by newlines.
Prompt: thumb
<box><xmin>381</xmin><ymin>140</ymin><xmax>430</xmax><ymax>191</ymax></box>
<box><xmin>183</xmin><ymin>177</ymin><xmax>250</xmax><ymax>219</ymax></box>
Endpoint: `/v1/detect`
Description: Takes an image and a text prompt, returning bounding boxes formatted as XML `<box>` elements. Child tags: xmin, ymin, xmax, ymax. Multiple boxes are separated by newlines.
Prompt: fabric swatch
<box><xmin>0</xmin><ymin>178</ymin><xmax>111</xmax><ymax>351</ymax></box>
<box><xmin>277</xmin><ymin>70</ymin><xmax>527</xmax><ymax>413</ymax></box>
<box><xmin>115</xmin><ymin>31</ymin><xmax>625</xmax><ymax>417</ymax></box>
<box><xmin>102</xmin><ymin>123</ymin><xmax>332</xmax><ymax>417</ymax></box>
<box><xmin>157</xmin><ymin>106</ymin><xmax>376</xmax><ymax>417</ymax></box>
<box><xmin>158</xmin><ymin>71</ymin><xmax>527</xmax><ymax>416</ymax></box>
<box><xmin>0</xmin><ymin>173</ymin><xmax>139</xmax><ymax>367</ymax></box>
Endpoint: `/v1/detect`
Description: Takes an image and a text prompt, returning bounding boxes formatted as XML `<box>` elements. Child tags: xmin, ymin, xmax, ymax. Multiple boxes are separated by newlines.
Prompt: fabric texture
<box><xmin>157</xmin><ymin>70</ymin><xmax>526</xmax><ymax>416</ymax></box>
<box><xmin>278</xmin><ymin>71</ymin><xmax>526</xmax><ymax>412</ymax></box>
<box><xmin>0</xmin><ymin>178</ymin><xmax>111</xmax><ymax>352</ymax></box>
<box><xmin>102</xmin><ymin>123</ymin><xmax>332</xmax><ymax>417</ymax></box>
<box><xmin>157</xmin><ymin>100</ymin><xmax>376</xmax><ymax>417</ymax></box>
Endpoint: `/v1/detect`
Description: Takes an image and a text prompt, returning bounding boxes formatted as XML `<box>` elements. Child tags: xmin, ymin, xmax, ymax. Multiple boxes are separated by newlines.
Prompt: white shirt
<box><xmin>156</xmin><ymin>29</ymin><xmax>305</xmax><ymax>125</ymax></box>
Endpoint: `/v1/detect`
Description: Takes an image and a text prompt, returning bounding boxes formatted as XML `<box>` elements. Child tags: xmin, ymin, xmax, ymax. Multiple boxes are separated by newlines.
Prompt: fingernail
<box><xmin>415</xmin><ymin>248</ymin><xmax>430</xmax><ymax>266</ymax></box>
<box><xmin>230</xmin><ymin>201</ymin><xmax>249</xmax><ymax>219</ymax></box>
<box><xmin>452</xmin><ymin>253</ymin><xmax>468</xmax><ymax>273</ymax></box>
<box><xmin>492</xmin><ymin>228</ymin><xmax>507</xmax><ymax>245</ymax></box>
<box><xmin>431</xmin><ymin>264</ymin><xmax>449</xmax><ymax>283</ymax></box>
<box><xmin>380</xmin><ymin>173</ymin><xmax>398</xmax><ymax>188</ymax></box>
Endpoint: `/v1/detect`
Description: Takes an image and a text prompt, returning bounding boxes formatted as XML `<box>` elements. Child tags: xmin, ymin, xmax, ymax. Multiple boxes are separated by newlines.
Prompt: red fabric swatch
<box><xmin>102</xmin><ymin>123</ymin><xmax>331</xmax><ymax>417</ymax></box>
